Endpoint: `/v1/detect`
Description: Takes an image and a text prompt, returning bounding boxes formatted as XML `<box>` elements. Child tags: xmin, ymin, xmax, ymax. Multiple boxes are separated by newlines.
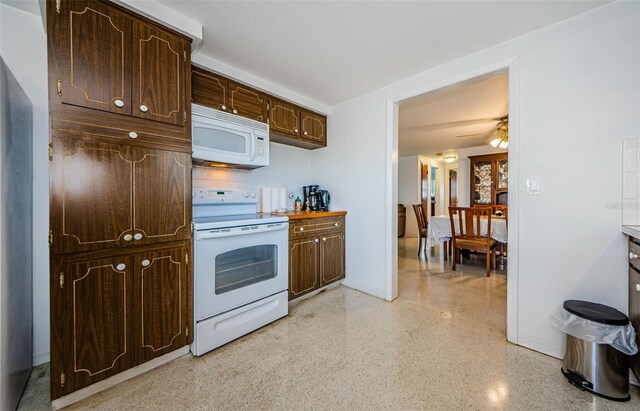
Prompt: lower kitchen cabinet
<box><xmin>50</xmin><ymin>242</ymin><xmax>190</xmax><ymax>399</ymax></box>
<box><xmin>630</xmin><ymin>263</ymin><xmax>640</xmax><ymax>379</ymax></box>
<box><xmin>288</xmin><ymin>215</ymin><xmax>345</xmax><ymax>301</ymax></box>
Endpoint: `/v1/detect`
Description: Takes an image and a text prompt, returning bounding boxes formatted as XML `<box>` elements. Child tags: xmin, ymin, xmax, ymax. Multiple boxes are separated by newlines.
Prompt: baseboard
<box><xmin>289</xmin><ymin>281</ymin><xmax>342</xmax><ymax>307</ymax></box>
<box><xmin>51</xmin><ymin>346</ymin><xmax>190</xmax><ymax>410</ymax></box>
<box><xmin>517</xmin><ymin>336</ymin><xmax>564</xmax><ymax>360</ymax></box>
<box><xmin>33</xmin><ymin>350</ymin><xmax>50</xmax><ymax>367</ymax></box>
<box><xmin>340</xmin><ymin>280</ymin><xmax>386</xmax><ymax>300</ymax></box>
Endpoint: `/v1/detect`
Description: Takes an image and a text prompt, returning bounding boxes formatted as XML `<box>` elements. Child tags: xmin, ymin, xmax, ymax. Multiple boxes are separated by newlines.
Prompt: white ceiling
<box><xmin>398</xmin><ymin>70</ymin><xmax>508</xmax><ymax>157</ymax></box>
<box><xmin>159</xmin><ymin>0</ymin><xmax>609</xmax><ymax>106</ymax></box>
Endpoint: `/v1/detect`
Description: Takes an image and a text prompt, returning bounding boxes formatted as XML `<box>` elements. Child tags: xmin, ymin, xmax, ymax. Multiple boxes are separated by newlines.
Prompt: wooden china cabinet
<box><xmin>468</xmin><ymin>153</ymin><xmax>508</xmax><ymax>206</ymax></box>
<box><xmin>47</xmin><ymin>0</ymin><xmax>192</xmax><ymax>401</ymax></box>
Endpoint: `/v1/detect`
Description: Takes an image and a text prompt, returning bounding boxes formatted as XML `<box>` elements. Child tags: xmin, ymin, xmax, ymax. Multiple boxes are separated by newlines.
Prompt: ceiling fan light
<box><xmin>489</xmin><ymin>138</ymin><xmax>501</xmax><ymax>147</ymax></box>
<box><xmin>498</xmin><ymin>140</ymin><xmax>509</xmax><ymax>149</ymax></box>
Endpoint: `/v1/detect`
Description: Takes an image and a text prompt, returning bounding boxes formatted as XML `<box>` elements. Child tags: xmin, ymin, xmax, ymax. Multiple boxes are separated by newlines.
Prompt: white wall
<box><xmin>313</xmin><ymin>2</ymin><xmax>640</xmax><ymax>357</ymax></box>
<box><xmin>193</xmin><ymin>142</ymin><xmax>312</xmax><ymax>208</ymax></box>
<box><xmin>0</xmin><ymin>3</ymin><xmax>49</xmax><ymax>366</ymax></box>
<box><xmin>456</xmin><ymin>146</ymin><xmax>506</xmax><ymax>207</ymax></box>
<box><xmin>398</xmin><ymin>156</ymin><xmax>420</xmax><ymax>237</ymax></box>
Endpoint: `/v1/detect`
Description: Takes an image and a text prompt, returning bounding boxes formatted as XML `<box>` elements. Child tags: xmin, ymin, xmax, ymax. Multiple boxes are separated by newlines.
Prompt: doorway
<box><xmin>394</xmin><ymin>66</ymin><xmax>514</xmax><ymax>341</ymax></box>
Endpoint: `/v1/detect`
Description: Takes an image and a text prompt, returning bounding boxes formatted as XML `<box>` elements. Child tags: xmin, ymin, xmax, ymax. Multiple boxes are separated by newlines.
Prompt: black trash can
<box><xmin>561</xmin><ymin>300</ymin><xmax>631</xmax><ymax>401</ymax></box>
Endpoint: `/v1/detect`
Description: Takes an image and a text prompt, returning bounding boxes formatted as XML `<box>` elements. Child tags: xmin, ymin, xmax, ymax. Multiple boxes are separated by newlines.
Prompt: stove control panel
<box><xmin>192</xmin><ymin>189</ymin><xmax>257</xmax><ymax>205</ymax></box>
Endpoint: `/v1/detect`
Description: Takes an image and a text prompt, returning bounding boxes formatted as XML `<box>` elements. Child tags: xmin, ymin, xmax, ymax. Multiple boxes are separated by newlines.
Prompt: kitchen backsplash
<box><xmin>192</xmin><ymin>167</ymin><xmax>253</xmax><ymax>190</ymax></box>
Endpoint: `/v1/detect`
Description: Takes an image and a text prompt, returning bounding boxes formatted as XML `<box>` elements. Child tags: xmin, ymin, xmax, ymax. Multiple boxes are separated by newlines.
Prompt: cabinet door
<box><xmin>289</xmin><ymin>237</ymin><xmax>320</xmax><ymax>300</ymax></box>
<box><xmin>269</xmin><ymin>98</ymin><xmax>300</xmax><ymax>138</ymax></box>
<box><xmin>191</xmin><ymin>67</ymin><xmax>228</xmax><ymax>111</ymax></box>
<box><xmin>134</xmin><ymin>246</ymin><xmax>188</xmax><ymax>362</ymax></box>
<box><xmin>471</xmin><ymin>159</ymin><xmax>493</xmax><ymax>205</ymax></box>
<box><xmin>132</xmin><ymin>147</ymin><xmax>191</xmax><ymax>245</ymax></box>
<box><xmin>300</xmin><ymin>110</ymin><xmax>327</xmax><ymax>146</ymax></box>
<box><xmin>320</xmin><ymin>233</ymin><xmax>345</xmax><ymax>287</ymax></box>
<box><xmin>50</xmin><ymin>135</ymin><xmax>133</xmax><ymax>254</ymax></box>
<box><xmin>132</xmin><ymin>20</ymin><xmax>186</xmax><ymax>125</ymax></box>
<box><xmin>56</xmin><ymin>0</ymin><xmax>132</xmax><ymax>115</ymax></box>
<box><xmin>228</xmin><ymin>81</ymin><xmax>266</xmax><ymax>122</ymax></box>
<box><xmin>630</xmin><ymin>267</ymin><xmax>640</xmax><ymax>380</ymax></box>
<box><xmin>54</xmin><ymin>255</ymin><xmax>134</xmax><ymax>398</ymax></box>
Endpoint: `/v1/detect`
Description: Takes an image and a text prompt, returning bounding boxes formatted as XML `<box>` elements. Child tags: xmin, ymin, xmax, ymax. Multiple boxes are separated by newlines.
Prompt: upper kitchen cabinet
<box><xmin>269</xmin><ymin>98</ymin><xmax>327</xmax><ymax>149</ymax></box>
<box><xmin>300</xmin><ymin>109</ymin><xmax>327</xmax><ymax>146</ymax></box>
<box><xmin>132</xmin><ymin>21</ymin><xmax>188</xmax><ymax>126</ymax></box>
<box><xmin>228</xmin><ymin>81</ymin><xmax>266</xmax><ymax>122</ymax></box>
<box><xmin>191</xmin><ymin>67</ymin><xmax>266</xmax><ymax>123</ymax></box>
<box><xmin>191</xmin><ymin>67</ymin><xmax>227</xmax><ymax>111</ymax></box>
<box><xmin>50</xmin><ymin>0</ymin><xmax>190</xmax><ymax>127</ymax></box>
<box><xmin>54</xmin><ymin>0</ymin><xmax>132</xmax><ymax>116</ymax></box>
<box><xmin>268</xmin><ymin>97</ymin><xmax>300</xmax><ymax>138</ymax></box>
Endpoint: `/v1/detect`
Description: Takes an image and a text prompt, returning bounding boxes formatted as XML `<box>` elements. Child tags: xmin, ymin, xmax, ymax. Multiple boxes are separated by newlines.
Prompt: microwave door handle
<box><xmin>250</xmin><ymin>132</ymin><xmax>256</xmax><ymax>161</ymax></box>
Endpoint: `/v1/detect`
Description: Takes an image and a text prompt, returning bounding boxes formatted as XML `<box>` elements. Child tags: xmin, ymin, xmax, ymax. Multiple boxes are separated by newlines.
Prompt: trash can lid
<box><xmin>563</xmin><ymin>300</ymin><xmax>629</xmax><ymax>326</ymax></box>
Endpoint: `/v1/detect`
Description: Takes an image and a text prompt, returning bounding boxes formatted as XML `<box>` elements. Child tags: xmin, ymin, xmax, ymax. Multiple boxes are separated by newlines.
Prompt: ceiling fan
<box><xmin>455</xmin><ymin>115</ymin><xmax>509</xmax><ymax>149</ymax></box>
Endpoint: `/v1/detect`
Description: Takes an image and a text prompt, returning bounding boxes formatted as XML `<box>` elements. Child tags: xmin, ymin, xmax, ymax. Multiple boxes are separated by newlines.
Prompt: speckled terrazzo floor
<box><xmin>18</xmin><ymin>237</ymin><xmax>639</xmax><ymax>410</ymax></box>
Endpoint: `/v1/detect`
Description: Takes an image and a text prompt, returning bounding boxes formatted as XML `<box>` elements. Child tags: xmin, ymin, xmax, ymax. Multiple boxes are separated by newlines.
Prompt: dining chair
<box><xmin>448</xmin><ymin>206</ymin><xmax>497</xmax><ymax>276</ymax></box>
<box><xmin>412</xmin><ymin>204</ymin><xmax>428</xmax><ymax>256</ymax></box>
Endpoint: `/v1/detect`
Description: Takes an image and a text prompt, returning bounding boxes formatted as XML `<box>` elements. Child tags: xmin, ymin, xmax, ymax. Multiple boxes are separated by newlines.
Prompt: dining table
<box><xmin>426</xmin><ymin>214</ymin><xmax>508</xmax><ymax>247</ymax></box>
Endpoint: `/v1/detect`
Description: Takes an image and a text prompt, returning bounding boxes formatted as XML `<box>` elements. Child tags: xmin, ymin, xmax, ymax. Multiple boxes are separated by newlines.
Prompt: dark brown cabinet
<box><xmin>630</xmin><ymin>253</ymin><xmax>640</xmax><ymax>380</ymax></box>
<box><xmin>51</xmin><ymin>243</ymin><xmax>189</xmax><ymax>398</ymax></box>
<box><xmin>191</xmin><ymin>67</ymin><xmax>266</xmax><ymax>123</ymax></box>
<box><xmin>268</xmin><ymin>97</ymin><xmax>300</xmax><ymax>138</ymax></box>
<box><xmin>288</xmin><ymin>215</ymin><xmax>345</xmax><ymax>300</ymax></box>
<box><xmin>132</xmin><ymin>21</ymin><xmax>187</xmax><ymax>125</ymax></box>
<box><xmin>50</xmin><ymin>134</ymin><xmax>191</xmax><ymax>254</ymax></box>
<box><xmin>52</xmin><ymin>0</ymin><xmax>188</xmax><ymax>126</ymax></box>
<box><xmin>269</xmin><ymin>98</ymin><xmax>328</xmax><ymax>149</ymax></box>
<box><xmin>469</xmin><ymin>153</ymin><xmax>508</xmax><ymax>206</ymax></box>
<box><xmin>48</xmin><ymin>0</ymin><xmax>193</xmax><ymax>401</ymax></box>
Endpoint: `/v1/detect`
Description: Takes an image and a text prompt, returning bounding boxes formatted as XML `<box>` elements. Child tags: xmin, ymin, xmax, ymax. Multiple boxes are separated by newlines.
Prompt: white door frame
<box><xmin>385</xmin><ymin>57</ymin><xmax>520</xmax><ymax>345</ymax></box>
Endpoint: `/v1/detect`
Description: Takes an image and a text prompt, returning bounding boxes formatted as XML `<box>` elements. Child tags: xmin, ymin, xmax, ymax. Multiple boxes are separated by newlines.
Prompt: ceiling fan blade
<box><xmin>455</xmin><ymin>133</ymin><xmax>488</xmax><ymax>139</ymax></box>
<box><xmin>401</xmin><ymin>116</ymin><xmax>506</xmax><ymax>132</ymax></box>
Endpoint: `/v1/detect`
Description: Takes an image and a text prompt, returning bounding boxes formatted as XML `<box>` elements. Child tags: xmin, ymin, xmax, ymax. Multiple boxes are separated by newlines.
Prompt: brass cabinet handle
<box><xmin>139</xmin><ymin>104</ymin><xmax>149</xmax><ymax>113</ymax></box>
<box><xmin>636</xmin><ymin>283</ymin><xmax>640</xmax><ymax>292</ymax></box>
<box><xmin>142</xmin><ymin>259</ymin><xmax>150</xmax><ymax>267</ymax></box>
<box><xmin>630</xmin><ymin>252</ymin><xmax>638</xmax><ymax>260</ymax></box>
<box><xmin>221</xmin><ymin>105</ymin><xmax>227</xmax><ymax>111</ymax></box>
<box><xmin>294</xmin><ymin>128</ymin><xmax>299</xmax><ymax>133</ymax></box>
<box><xmin>299</xmin><ymin>227</ymin><xmax>304</xmax><ymax>232</ymax></box>
<box><xmin>304</xmin><ymin>131</ymin><xmax>308</xmax><ymax>136</ymax></box>
<box><xmin>134</xmin><ymin>233</ymin><xmax>143</xmax><ymax>240</ymax></box>
<box><xmin>114</xmin><ymin>99</ymin><xmax>124</xmax><ymax>108</ymax></box>
<box><xmin>123</xmin><ymin>234</ymin><xmax>133</xmax><ymax>241</ymax></box>
<box><xmin>334</xmin><ymin>223</ymin><xmax>339</xmax><ymax>227</ymax></box>
<box><xmin>233</xmin><ymin>109</ymin><xmax>238</xmax><ymax>114</ymax></box>
<box><xmin>116</xmin><ymin>263</ymin><xmax>126</xmax><ymax>271</ymax></box>
<box><xmin>128</xmin><ymin>131</ymin><xmax>138</xmax><ymax>139</ymax></box>
<box><xmin>314</xmin><ymin>239</ymin><xmax>319</xmax><ymax>243</ymax></box>
<box><xmin>322</xmin><ymin>237</ymin><xmax>326</xmax><ymax>241</ymax></box>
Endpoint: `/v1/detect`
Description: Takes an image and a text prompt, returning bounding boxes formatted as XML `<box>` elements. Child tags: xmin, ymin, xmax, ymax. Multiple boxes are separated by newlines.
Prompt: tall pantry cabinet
<box><xmin>47</xmin><ymin>0</ymin><xmax>193</xmax><ymax>400</ymax></box>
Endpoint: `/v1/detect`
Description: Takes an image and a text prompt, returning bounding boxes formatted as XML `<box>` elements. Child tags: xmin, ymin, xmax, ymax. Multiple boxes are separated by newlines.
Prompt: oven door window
<box><xmin>215</xmin><ymin>245</ymin><xmax>277</xmax><ymax>294</ymax></box>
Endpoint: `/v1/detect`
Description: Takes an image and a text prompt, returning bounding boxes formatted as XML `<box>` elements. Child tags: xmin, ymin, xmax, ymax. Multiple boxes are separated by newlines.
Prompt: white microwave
<box><xmin>192</xmin><ymin>104</ymin><xmax>269</xmax><ymax>169</ymax></box>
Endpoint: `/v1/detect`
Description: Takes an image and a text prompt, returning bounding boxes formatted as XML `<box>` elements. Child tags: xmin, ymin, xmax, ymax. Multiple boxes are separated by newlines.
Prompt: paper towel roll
<box><xmin>271</xmin><ymin>187</ymin><xmax>280</xmax><ymax>212</ymax></box>
<box><xmin>279</xmin><ymin>188</ymin><xmax>287</xmax><ymax>212</ymax></box>
<box><xmin>261</xmin><ymin>187</ymin><xmax>272</xmax><ymax>213</ymax></box>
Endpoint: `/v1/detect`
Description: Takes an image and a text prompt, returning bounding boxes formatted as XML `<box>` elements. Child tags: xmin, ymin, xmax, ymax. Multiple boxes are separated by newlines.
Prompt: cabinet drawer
<box><xmin>289</xmin><ymin>217</ymin><xmax>344</xmax><ymax>238</ymax></box>
<box><xmin>629</xmin><ymin>240</ymin><xmax>640</xmax><ymax>271</ymax></box>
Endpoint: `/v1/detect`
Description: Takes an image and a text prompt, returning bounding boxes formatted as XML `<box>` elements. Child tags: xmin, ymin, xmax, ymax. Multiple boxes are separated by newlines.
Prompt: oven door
<box><xmin>192</xmin><ymin>114</ymin><xmax>255</xmax><ymax>165</ymax></box>
<box><xmin>194</xmin><ymin>223</ymin><xmax>288</xmax><ymax>320</ymax></box>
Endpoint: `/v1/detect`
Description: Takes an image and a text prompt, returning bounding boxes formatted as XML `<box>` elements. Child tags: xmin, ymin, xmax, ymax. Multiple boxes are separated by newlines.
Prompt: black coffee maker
<box><xmin>303</xmin><ymin>185</ymin><xmax>330</xmax><ymax>211</ymax></box>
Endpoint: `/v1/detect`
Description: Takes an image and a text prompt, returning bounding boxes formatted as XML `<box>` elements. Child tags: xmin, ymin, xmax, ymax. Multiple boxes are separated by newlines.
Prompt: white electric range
<box><xmin>191</xmin><ymin>188</ymin><xmax>289</xmax><ymax>356</ymax></box>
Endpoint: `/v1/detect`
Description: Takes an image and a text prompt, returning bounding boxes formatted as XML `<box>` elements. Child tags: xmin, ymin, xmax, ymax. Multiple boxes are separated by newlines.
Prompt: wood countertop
<box><xmin>267</xmin><ymin>210</ymin><xmax>347</xmax><ymax>220</ymax></box>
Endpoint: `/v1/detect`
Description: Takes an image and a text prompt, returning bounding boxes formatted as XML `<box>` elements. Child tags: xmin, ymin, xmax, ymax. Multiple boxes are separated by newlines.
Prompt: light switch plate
<box><xmin>525</xmin><ymin>178</ymin><xmax>542</xmax><ymax>195</ymax></box>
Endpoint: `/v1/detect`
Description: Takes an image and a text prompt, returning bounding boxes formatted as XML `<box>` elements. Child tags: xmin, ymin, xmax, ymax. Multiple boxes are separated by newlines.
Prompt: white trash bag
<box><xmin>551</xmin><ymin>307</ymin><xmax>638</xmax><ymax>356</ymax></box>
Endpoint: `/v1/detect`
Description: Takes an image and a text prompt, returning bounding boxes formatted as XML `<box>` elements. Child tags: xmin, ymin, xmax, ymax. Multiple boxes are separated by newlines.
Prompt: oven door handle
<box><xmin>196</xmin><ymin>223</ymin><xmax>288</xmax><ymax>240</ymax></box>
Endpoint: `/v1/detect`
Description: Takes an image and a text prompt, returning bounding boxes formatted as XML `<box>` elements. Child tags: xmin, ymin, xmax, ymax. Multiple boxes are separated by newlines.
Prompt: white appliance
<box><xmin>191</xmin><ymin>188</ymin><xmax>288</xmax><ymax>356</ymax></box>
<box><xmin>192</xmin><ymin>104</ymin><xmax>269</xmax><ymax>169</ymax></box>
